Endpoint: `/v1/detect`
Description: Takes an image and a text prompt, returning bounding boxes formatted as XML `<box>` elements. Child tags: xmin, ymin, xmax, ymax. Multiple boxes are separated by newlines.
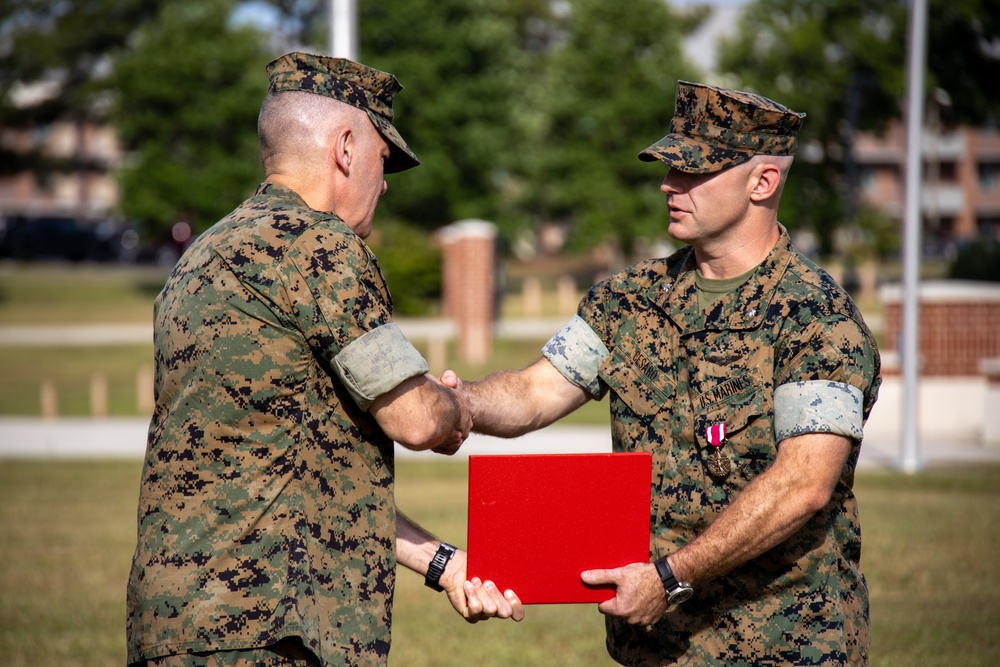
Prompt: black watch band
<box><xmin>424</xmin><ymin>542</ymin><xmax>457</xmax><ymax>592</ymax></box>
<box><xmin>654</xmin><ymin>556</ymin><xmax>694</xmax><ymax>610</ymax></box>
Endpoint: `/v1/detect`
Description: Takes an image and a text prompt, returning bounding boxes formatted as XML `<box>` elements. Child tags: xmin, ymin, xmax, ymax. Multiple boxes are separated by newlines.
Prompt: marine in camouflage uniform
<box><xmin>455</xmin><ymin>82</ymin><xmax>879</xmax><ymax>665</ymax></box>
<box><xmin>127</xmin><ymin>52</ymin><xmax>518</xmax><ymax>667</ymax></box>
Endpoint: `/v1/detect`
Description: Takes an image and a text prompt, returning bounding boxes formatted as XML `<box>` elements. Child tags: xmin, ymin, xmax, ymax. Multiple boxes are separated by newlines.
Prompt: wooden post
<box><xmin>557</xmin><ymin>275</ymin><xmax>577</xmax><ymax>314</ymax></box>
<box><xmin>522</xmin><ymin>276</ymin><xmax>543</xmax><ymax>317</ymax></box>
<box><xmin>137</xmin><ymin>365</ymin><xmax>155</xmax><ymax>414</ymax></box>
<box><xmin>90</xmin><ymin>372</ymin><xmax>108</xmax><ymax>419</ymax></box>
<box><xmin>426</xmin><ymin>335</ymin><xmax>448</xmax><ymax>374</ymax></box>
<box><xmin>41</xmin><ymin>379</ymin><xmax>58</xmax><ymax>420</ymax></box>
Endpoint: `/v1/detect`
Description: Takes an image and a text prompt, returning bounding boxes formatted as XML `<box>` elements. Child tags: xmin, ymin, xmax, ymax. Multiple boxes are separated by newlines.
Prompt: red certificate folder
<box><xmin>466</xmin><ymin>452</ymin><xmax>652</xmax><ymax>604</ymax></box>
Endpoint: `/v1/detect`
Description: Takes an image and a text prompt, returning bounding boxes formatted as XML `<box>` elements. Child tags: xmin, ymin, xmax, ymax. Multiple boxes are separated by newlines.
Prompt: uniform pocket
<box><xmin>694</xmin><ymin>371</ymin><xmax>770</xmax><ymax>486</ymax></box>
<box><xmin>695</xmin><ymin>373</ymin><xmax>764</xmax><ymax>449</ymax></box>
<box><xmin>599</xmin><ymin>334</ymin><xmax>671</xmax><ymax>417</ymax></box>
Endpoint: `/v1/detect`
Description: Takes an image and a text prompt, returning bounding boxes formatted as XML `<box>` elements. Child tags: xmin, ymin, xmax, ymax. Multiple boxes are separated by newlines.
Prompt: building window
<box><xmin>938</xmin><ymin>161</ymin><xmax>957</xmax><ymax>182</ymax></box>
<box><xmin>979</xmin><ymin>217</ymin><xmax>1000</xmax><ymax>242</ymax></box>
<box><xmin>859</xmin><ymin>166</ymin><xmax>875</xmax><ymax>192</ymax></box>
<box><xmin>981</xmin><ymin>164</ymin><xmax>998</xmax><ymax>191</ymax></box>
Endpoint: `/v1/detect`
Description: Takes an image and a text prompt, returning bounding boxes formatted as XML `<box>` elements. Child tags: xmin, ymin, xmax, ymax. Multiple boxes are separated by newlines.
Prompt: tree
<box><xmin>357</xmin><ymin>0</ymin><xmax>698</xmax><ymax>255</ymax></box>
<box><xmin>523</xmin><ymin>0</ymin><xmax>698</xmax><ymax>255</ymax></box>
<box><xmin>109</xmin><ymin>0</ymin><xmax>268</xmax><ymax>236</ymax></box>
<box><xmin>357</xmin><ymin>0</ymin><xmax>535</xmax><ymax>233</ymax></box>
<box><xmin>0</xmin><ymin>0</ymin><xmax>168</xmax><ymax>186</ymax></box>
<box><xmin>717</xmin><ymin>0</ymin><xmax>1000</xmax><ymax>254</ymax></box>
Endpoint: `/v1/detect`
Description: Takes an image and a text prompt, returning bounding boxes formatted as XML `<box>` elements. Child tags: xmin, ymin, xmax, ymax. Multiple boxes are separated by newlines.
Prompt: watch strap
<box><xmin>654</xmin><ymin>556</ymin><xmax>679</xmax><ymax>591</ymax></box>
<box><xmin>654</xmin><ymin>555</ymin><xmax>694</xmax><ymax>610</ymax></box>
<box><xmin>424</xmin><ymin>542</ymin><xmax>457</xmax><ymax>592</ymax></box>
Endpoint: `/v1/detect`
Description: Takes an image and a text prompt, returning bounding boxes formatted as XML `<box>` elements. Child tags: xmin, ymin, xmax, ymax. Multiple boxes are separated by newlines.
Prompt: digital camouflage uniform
<box><xmin>127</xmin><ymin>53</ymin><xmax>426</xmax><ymax>667</ymax></box>
<box><xmin>542</xmin><ymin>82</ymin><xmax>880</xmax><ymax>666</ymax></box>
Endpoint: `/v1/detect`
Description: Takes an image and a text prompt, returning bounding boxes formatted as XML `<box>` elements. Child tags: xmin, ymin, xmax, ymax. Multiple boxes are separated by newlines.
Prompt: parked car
<box><xmin>0</xmin><ymin>215</ymin><xmax>137</xmax><ymax>263</ymax></box>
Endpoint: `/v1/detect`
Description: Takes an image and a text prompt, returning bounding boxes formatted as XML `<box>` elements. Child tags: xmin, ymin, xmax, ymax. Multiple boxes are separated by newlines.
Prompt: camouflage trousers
<box><xmin>137</xmin><ymin>637</ymin><xmax>320</xmax><ymax>667</ymax></box>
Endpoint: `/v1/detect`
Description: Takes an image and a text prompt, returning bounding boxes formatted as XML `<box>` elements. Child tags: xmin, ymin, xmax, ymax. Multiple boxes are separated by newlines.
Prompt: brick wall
<box><xmin>881</xmin><ymin>281</ymin><xmax>1000</xmax><ymax>376</ymax></box>
<box><xmin>438</xmin><ymin>220</ymin><xmax>497</xmax><ymax>364</ymax></box>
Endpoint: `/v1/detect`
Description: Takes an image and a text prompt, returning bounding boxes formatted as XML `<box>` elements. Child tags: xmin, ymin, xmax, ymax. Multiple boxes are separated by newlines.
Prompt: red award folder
<box><xmin>466</xmin><ymin>452</ymin><xmax>652</xmax><ymax>604</ymax></box>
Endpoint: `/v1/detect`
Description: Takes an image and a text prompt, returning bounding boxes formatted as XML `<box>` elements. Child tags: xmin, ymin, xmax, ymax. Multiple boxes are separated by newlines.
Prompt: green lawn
<box><xmin>0</xmin><ymin>459</ymin><xmax>997</xmax><ymax>667</ymax></box>
<box><xmin>0</xmin><ymin>262</ymin><xmax>168</xmax><ymax>324</ymax></box>
<box><xmin>0</xmin><ymin>263</ymin><xmax>612</xmax><ymax>423</ymax></box>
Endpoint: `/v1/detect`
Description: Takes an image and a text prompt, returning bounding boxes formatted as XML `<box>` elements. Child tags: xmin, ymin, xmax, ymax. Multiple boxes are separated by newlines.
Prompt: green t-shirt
<box><xmin>695</xmin><ymin>266</ymin><xmax>758</xmax><ymax>310</ymax></box>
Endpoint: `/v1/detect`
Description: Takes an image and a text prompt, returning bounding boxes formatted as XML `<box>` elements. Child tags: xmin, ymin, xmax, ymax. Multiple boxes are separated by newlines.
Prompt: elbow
<box><xmin>390</xmin><ymin>419</ymin><xmax>441</xmax><ymax>450</ymax></box>
<box><xmin>801</xmin><ymin>484</ymin><xmax>835</xmax><ymax>517</ymax></box>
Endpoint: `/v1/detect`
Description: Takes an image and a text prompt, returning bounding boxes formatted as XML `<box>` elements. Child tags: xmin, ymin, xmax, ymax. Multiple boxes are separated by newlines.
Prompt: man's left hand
<box><xmin>581</xmin><ymin>562</ymin><xmax>667</xmax><ymax>626</ymax></box>
<box><xmin>440</xmin><ymin>548</ymin><xmax>525</xmax><ymax>623</ymax></box>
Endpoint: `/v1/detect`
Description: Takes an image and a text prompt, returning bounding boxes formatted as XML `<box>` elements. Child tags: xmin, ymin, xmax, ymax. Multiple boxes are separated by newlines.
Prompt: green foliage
<box><xmin>367</xmin><ymin>220</ymin><xmax>443</xmax><ymax>316</ymax></box>
<box><xmin>529</xmin><ymin>0</ymin><xmax>698</xmax><ymax>253</ymax></box>
<box><xmin>717</xmin><ymin>0</ymin><xmax>1000</xmax><ymax>252</ymax></box>
<box><xmin>834</xmin><ymin>206</ymin><xmax>901</xmax><ymax>262</ymax></box>
<box><xmin>358</xmin><ymin>0</ymin><xmax>530</xmax><ymax>233</ymax></box>
<box><xmin>0</xmin><ymin>0</ymin><xmax>169</xmax><ymax>174</ymax></box>
<box><xmin>109</xmin><ymin>0</ymin><xmax>268</xmax><ymax>235</ymax></box>
<box><xmin>358</xmin><ymin>0</ymin><xmax>698</xmax><ymax>253</ymax></box>
<box><xmin>948</xmin><ymin>242</ymin><xmax>1000</xmax><ymax>282</ymax></box>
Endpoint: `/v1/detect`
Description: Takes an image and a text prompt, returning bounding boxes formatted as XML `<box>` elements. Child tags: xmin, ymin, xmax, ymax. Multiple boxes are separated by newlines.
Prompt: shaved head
<box><xmin>258</xmin><ymin>90</ymin><xmax>371</xmax><ymax>175</ymax></box>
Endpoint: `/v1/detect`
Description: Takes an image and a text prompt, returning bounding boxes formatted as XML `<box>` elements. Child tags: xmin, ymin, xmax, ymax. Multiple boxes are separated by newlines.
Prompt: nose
<box><xmin>660</xmin><ymin>169</ymin><xmax>677</xmax><ymax>195</ymax></box>
<box><xmin>660</xmin><ymin>172</ymin><xmax>679</xmax><ymax>194</ymax></box>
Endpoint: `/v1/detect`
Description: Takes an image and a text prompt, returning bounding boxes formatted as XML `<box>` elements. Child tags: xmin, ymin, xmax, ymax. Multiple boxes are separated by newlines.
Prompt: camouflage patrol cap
<box><xmin>266</xmin><ymin>51</ymin><xmax>419</xmax><ymax>173</ymax></box>
<box><xmin>639</xmin><ymin>81</ymin><xmax>805</xmax><ymax>174</ymax></box>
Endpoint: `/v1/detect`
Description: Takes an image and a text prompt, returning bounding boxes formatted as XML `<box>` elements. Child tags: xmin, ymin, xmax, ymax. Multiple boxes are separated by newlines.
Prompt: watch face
<box><xmin>669</xmin><ymin>586</ymin><xmax>694</xmax><ymax>606</ymax></box>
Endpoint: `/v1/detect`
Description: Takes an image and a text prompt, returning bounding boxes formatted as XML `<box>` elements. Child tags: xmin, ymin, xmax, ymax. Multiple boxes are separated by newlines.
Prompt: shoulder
<box><xmin>776</xmin><ymin>249</ymin><xmax>867</xmax><ymax>330</ymax></box>
<box><xmin>206</xmin><ymin>187</ymin><xmax>365</xmax><ymax>267</ymax></box>
<box><xmin>589</xmin><ymin>249</ymin><xmax>686</xmax><ymax>301</ymax></box>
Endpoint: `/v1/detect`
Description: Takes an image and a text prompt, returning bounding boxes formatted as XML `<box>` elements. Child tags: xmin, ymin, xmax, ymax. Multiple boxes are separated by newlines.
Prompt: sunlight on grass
<box><xmin>1</xmin><ymin>460</ymin><xmax>997</xmax><ymax>667</ymax></box>
<box><xmin>0</xmin><ymin>263</ymin><xmax>167</xmax><ymax>324</ymax></box>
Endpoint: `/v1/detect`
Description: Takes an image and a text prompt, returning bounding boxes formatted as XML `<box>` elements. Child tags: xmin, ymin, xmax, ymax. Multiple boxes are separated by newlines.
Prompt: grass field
<box><xmin>0</xmin><ymin>262</ymin><xmax>610</xmax><ymax>423</ymax></box>
<box><xmin>0</xmin><ymin>459</ymin><xmax>997</xmax><ymax>667</ymax></box>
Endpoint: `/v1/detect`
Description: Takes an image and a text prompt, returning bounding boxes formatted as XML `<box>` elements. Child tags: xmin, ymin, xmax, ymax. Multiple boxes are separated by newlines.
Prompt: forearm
<box><xmin>669</xmin><ymin>433</ymin><xmax>851</xmax><ymax>585</ymax></box>
<box><xmin>372</xmin><ymin>374</ymin><xmax>469</xmax><ymax>451</ymax></box>
<box><xmin>466</xmin><ymin>358</ymin><xmax>591</xmax><ymax>437</ymax></box>
<box><xmin>396</xmin><ymin>510</ymin><xmax>441</xmax><ymax>575</ymax></box>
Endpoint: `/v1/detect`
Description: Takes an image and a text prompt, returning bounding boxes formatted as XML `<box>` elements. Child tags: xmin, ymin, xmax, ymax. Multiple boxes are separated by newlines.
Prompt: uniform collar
<box><xmin>649</xmin><ymin>225</ymin><xmax>795</xmax><ymax>333</ymax></box>
<box><xmin>255</xmin><ymin>181</ymin><xmax>308</xmax><ymax>208</ymax></box>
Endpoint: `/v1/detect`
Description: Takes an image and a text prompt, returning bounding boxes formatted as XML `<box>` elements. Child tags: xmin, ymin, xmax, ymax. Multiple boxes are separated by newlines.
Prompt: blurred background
<box><xmin>1</xmin><ymin>1</ymin><xmax>999</xmax><ymax>666</ymax></box>
<box><xmin>2</xmin><ymin>0</ymin><xmax>999</xmax><ymax>279</ymax></box>
<box><xmin>1</xmin><ymin>0</ymin><xmax>999</xmax><ymax>420</ymax></box>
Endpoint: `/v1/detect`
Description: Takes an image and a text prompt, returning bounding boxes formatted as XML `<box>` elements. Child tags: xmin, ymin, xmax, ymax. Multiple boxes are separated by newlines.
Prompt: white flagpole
<box><xmin>330</xmin><ymin>0</ymin><xmax>358</xmax><ymax>60</ymax></box>
<box><xmin>901</xmin><ymin>0</ymin><xmax>928</xmax><ymax>474</ymax></box>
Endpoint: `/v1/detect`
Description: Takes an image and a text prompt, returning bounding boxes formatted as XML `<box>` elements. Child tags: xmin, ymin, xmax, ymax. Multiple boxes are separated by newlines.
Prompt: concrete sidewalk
<box><xmin>2</xmin><ymin>416</ymin><xmax>998</xmax><ymax>471</ymax></box>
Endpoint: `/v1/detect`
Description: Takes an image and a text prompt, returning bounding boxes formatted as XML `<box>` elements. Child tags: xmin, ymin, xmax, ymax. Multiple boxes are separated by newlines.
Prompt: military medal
<box><xmin>705</xmin><ymin>423</ymin><xmax>731</xmax><ymax>478</ymax></box>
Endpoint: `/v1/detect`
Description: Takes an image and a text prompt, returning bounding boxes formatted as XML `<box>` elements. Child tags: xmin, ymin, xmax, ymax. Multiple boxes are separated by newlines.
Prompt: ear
<box><xmin>748</xmin><ymin>161</ymin><xmax>782</xmax><ymax>203</ymax></box>
<box><xmin>332</xmin><ymin>127</ymin><xmax>353</xmax><ymax>177</ymax></box>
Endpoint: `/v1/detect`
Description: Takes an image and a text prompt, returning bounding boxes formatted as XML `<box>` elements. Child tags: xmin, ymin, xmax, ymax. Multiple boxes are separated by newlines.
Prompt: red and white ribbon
<box><xmin>705</xmin><ymin>423</ymin><xmax>727</xmax><ymax>448</ymax></box>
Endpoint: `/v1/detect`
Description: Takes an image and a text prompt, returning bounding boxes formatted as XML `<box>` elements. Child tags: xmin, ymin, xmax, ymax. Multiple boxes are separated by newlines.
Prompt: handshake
<box><xmin>377</xmin><ymin>357</ymin><xmax>591</xmax><ymax>458</ymax></box>
<box><xmin>426</xmin><ymin>369</ymin><xmax>474</xmax><ymax>456</ymax></box>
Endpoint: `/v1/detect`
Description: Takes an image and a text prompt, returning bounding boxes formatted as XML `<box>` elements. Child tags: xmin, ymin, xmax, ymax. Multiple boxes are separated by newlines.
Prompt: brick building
<box><xmin>0</xmin><ymin>113</ymin><xmax>122</xmax><ymax>220</ymax></box>
<box><xmin>854</xmin><ymin>123</ymin><xmax>1000</xmax><ymax>253</ymax></box>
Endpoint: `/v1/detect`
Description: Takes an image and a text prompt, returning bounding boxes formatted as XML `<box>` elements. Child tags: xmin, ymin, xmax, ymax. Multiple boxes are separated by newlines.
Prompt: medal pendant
<box><xmin>707</xmin><ymin>446</ymin><xmax>731</xmax><ymax>478</ymax></box>
<box><xmin>705</xmin><ymin>422</ymin><xmax>731</xmax><ymax>478</ymax></box>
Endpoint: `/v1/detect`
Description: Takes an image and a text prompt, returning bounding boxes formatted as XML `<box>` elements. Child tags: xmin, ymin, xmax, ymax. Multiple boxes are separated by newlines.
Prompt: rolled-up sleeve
<box><xmin>542</xmin><ymin>314</ymin><xmax>611</xmax><ymax>398</ymax></box>
<box><xmin>774</xmin><ymin>380</ymin><xmax>865</xmax><ymax>443</ymax></box>
<box><xmin>333</xmin><ymin>323</ymin><xmax>429</xmax><ymax>411</ymax></box>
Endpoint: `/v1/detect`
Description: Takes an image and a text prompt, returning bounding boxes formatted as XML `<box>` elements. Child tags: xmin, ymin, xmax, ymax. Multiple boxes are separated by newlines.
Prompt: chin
<box><xmin>667</xmin><ymin>222</ymin><xmax>690</xmax><ymax>241</ymax></box>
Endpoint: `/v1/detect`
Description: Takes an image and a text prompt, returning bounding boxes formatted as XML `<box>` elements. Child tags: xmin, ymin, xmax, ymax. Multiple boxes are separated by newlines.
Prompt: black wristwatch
<box><xmin>654</xmin><ymin>556</ymin><xmax>694</xmax><ymax>611</ymax></box>
<box><xmin>424</xmin><ymin>542</ymin><xmax>457</xmax><ymax>592</ymax></box>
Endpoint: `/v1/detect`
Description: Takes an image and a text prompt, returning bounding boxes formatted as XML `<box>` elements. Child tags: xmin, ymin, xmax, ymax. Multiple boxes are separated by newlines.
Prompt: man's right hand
<box><xmin>370</xmin><ymin>373</ymin><xmax>472</xmax><ymax>453</ymax></box>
